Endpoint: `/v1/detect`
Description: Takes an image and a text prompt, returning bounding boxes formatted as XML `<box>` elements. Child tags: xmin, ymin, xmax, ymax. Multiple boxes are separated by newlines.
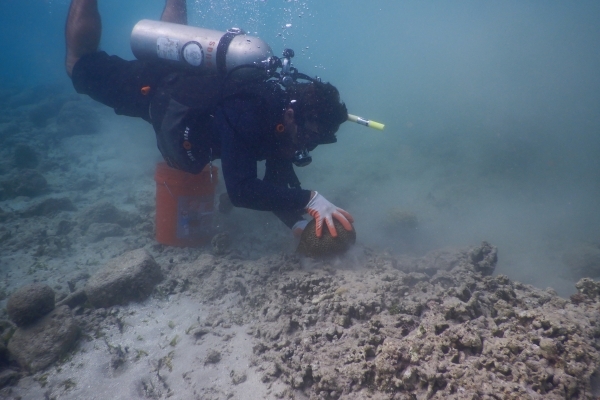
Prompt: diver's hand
<box><xmin>291</xmin><ymin>220</ymin><xmax>309</xmax><ymax>238</ymax></box>
<box><xmin>305</xmin><ymin>191</ymin><xmax>354</xmax><ymax>238</ymax></box>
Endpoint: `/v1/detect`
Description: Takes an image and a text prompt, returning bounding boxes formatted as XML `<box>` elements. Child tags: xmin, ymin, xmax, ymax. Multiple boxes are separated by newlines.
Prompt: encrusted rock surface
<box><xmin>297</xmin><ymin>219</ymin><xmax>356</xmax><ymax>257</ymax></box>
<box><xmin>7</xmin><ymin>283</ymin><xmax>55</xmax><ymax>327</ymax></box>
<box><xmin>77</xmin><ymin>201</ymin><xmax>134</xmax><ymax>232</ymax></box>
<box><xmin>7</xmin><ymin>305</ymin><xmax>79</xmax><ymax>373</ymax></box>
<box><xmin>84</xmin><ymin>248</ymin><xmax>163</xmax><ymax>308</ymax></box>
<box><xmin>163</xmin><ymin>242</ymin><xmax>599</xmax><ymax>400</ymax></box>
<box><xmin>3</xmin><ymin>239</ymin><xmax>600</xmax><ymax>399</ymax></box>
<box><xmin>86</xmin><ymin>222</ymin><xmax>125</xmax><ymax>242</ymax></box>
<box><xmin>0</xmin><ymin>169</ymin><xmax>47</xmax><ymax>199</ymax></box>
<box><xmin>19</xmin><ymin>197</ymin><xmax>77</xmax><ymax>218</ymax></box>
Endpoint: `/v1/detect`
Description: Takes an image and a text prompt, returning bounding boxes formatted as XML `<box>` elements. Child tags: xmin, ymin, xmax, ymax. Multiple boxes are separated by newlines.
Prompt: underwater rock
<box><xmin>13</xmin><ymin>144</ymin><xmax>39</xmax><ymax>169</ymax></box>
<box><xmin>85</xmin><ymin>248</ymin><xmax>163</xmax><ymax>308</ymax></box>
<box><xmin>244</xmin><ymin>250</ymin><xmax>600</xmax><ymax>399</ymax></box>
<box><xmin>468</xmin><ymin>241</ymin><xmax>497</xmax><ymax>276</ymax></box>
<box><xmin>7</xmin><ymin>305</ymin><xmax>79</xmax><ymax>373</ymax></box>
<box><xmin>575</xmin><ymin>277</ymin><xmax>600</xmax><ymax>298</ymax></box>
<box><xmin>0</xmin><ymin>369</ymin><xmax>20</xmax><ymax>389</ymax></box>
<box><xmin>77</xmin><ymin>201</ymin><xmax>133</xmax><ymax>232</ymax></box>
<box><xmin>86</xmin><ymin>222</ymin><xmax>125</xmax><ymax>243</ymax></box>
<box><xmin>7</xmin><ymin>283</ymin><xmax>55</xmax><ymax>327</ymax></box>
<box><xmin>0</xmin><ymin>320</ymin><xmax>14</xmax><ymax>346</ymax></box>
<box><xmin>20</xmin><ymin>197</ymin><xmax>77</xmax><ymax>218</ymax></box>
<box><xmin>0</xmin><ymin>169</ymin><xmax>47</xmax><ymax>199</ymax></box>
<box><xmin>55</xmin><ymin>220</ymin><xmax>76</xmax><ymax>236</ymax></box>
<box><xmin>416</xmin><ymin>247</ymin><xmax>465</xmax><ymax>274</ymax></box>
<box><xmin>204</xmin><ymin>349</ymin><xmax>222</xmax><ymax>364</ymax></box>
<box><xmin>211</xmin><ymin>232</ymin><xmax>231</xmax><ymax>255</ymax></box>
<box><xmin>297</xmin><ymin>219</ymin><xmax>356</xmax><ymax>257</ymax></box>
<box><xmin>15</xmin><ymin>170</ymin><xmax>48</xmax><ymax>197</ymax></box>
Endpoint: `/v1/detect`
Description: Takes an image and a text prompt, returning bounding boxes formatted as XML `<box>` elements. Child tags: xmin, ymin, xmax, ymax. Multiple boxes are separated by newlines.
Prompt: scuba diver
<box><xmin>65</xmin><ymin>0</ymin><xmax>354</xmax><ymax>239</ymax></box>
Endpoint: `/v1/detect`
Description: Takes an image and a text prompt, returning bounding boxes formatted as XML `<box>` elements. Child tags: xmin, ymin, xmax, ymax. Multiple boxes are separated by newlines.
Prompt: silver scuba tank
<box><xmin>130</xmin><ymin>20</ymin><xmax>274</xmax><ymax>77</ymax></box>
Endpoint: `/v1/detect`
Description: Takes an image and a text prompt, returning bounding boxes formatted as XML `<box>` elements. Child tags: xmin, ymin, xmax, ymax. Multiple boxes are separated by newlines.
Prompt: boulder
<box><xmin>7</xmin><ymin>305</ymin><xmax>79</xmax><ymax>373</ymax></box>
<box><xmin>7</xmin><ymin>284</ymin><xmax>55</xmax><ymax>327</ymax></box>
<box><xmin>20</xmin><ymin>197</ymin><xmax>77</xmax><ymax>218</ymax></box>
<box><xmin>0</xmin><ymin>369</ymin><xmax>20</xmax><ymax>389</ymax></box>
<box><xmin>297</xmin><ymin>219</ymin><xmax>356</xmax><ymax>257</ymax></box>
<box><xmin>85</xmin><ymin>249</ymin><xmax>163</xmax><ymax>308</ymax></box>
<box><xmin>78</xmin><ymin>201</ymin><xmax>132</xmax><ymax>232</ymax></box>
<box><xmin>468</xmin><ymin>241</ymin><xmax>498</xmax><ymax>276</ymax></box>
<box><xmin>0</xmin><ymin>169</ymin><xmax>47</xmax><ymax>199</ymax></box>
<box><xmin>86</xmin><ymin>222</ymin><xmax>125</xmax><ymax>242</ymax></box>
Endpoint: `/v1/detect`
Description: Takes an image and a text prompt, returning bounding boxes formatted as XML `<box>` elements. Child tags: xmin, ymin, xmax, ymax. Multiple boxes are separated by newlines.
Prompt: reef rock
<box><xmin>86</xmin><ymin>222</ymin><xmax>125</xmax><ymax>242</ymax></box>
<box><xmin>7</xmin><ymin>305</ymin><xmax>79</xmax><ymax>373</ymax></box>
<box><xmin>241</xmin><ymin>247</ymin><xmax>600</xmax><ymax>399</ymax></box>
<box><xmin>20</xmin><ymin>197</ymin><xmax>76</xmax><ymax>218</ymax></box>
<box><xmin>77</xmin><ymin>201</ymin><xmax>133</xmax><ymax>232</ymax></box>
<box><xmin>85</xmin><ymin>248</ymin><xmax>163</xmax><ymax>308</ymax></box>
<box><xmin>7</xmin><ymin>283</ymin><xmax>55</xmax><ymax>327</ymax></box>
<box><xmin>297</xmin><ymin>219</ymin><xmax>356</xmax><ymax>257</ymax></box>
<box><xmin>0</xmin><ymin>169</ymin><xmax>47</xmax><ymax>199</ymax></box>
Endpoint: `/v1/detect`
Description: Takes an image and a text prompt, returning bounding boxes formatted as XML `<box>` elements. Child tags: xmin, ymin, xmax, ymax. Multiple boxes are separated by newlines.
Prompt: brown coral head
<box><xmin>297</xmin><ymin>218</ymin><xmax>356</xmax><ymax>257</ymax></box>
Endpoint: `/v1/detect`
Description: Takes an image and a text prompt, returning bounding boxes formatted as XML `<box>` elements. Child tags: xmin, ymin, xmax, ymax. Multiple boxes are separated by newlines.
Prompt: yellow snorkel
<box><xmin>347</xmin><ymin>114</ymin><xmax>385</xmax><ymax>131</ymax></box>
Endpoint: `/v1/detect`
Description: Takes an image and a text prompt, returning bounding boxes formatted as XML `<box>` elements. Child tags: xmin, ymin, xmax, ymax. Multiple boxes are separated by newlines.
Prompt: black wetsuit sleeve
<box><xmin>264</xmin><ymin>158</ymin><xmax>306</xmax><ymax>228</ymax></box>
<box><xmin>217</xmin><ymin>101</ymin><xmax>312</xmax><ymax>219</ymax></box>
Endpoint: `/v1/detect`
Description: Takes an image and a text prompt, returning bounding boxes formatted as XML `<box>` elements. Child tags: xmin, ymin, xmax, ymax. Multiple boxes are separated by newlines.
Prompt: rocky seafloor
<box><xmin>1</xmin><ymin>86</ymin><xmax>600</xmax><ymax>399</ymax></box>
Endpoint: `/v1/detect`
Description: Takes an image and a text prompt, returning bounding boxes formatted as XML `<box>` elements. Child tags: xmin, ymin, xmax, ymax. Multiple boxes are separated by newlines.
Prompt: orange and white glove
<box><xmin>305</xmin><ymin>191</ymin><xmax>354</xmax><ymax>238</ymax></box>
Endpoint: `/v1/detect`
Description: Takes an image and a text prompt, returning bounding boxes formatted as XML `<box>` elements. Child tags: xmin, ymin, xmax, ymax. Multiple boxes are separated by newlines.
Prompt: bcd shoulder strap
<box><xmin>149</xmin><ymin>72</ymin><xmax>286</xmax><ymax>174</ymax></box>
<box><xmin>150</xmin><ymin>71</ymin><xmax>223</xmax><ymax>174</ymax></box>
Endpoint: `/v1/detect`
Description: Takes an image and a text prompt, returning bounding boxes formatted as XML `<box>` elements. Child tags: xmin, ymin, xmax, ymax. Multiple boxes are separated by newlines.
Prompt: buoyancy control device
<box><xmin>130</xmin><ymin>20</ymin><xmax>385</xmax><ymax>173</ymax></box>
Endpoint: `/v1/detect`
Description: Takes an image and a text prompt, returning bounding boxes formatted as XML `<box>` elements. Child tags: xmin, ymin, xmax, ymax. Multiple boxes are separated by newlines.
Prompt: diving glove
<box><xmin>305</xmin><ymin>191</ymin><xmax>354</xmax><ymax>238</ymax></box>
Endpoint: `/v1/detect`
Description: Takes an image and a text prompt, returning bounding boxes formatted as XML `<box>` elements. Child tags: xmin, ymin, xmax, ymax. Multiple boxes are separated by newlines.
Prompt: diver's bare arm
<box><xmin>65</xmin><ymin>0</ymin><xmax>101</xmax><ymax>77</ymax></box>
<box><xmin>161</xmin><ymin>0</ymin><xmax>187</xmax><ymax>24</ymax></box>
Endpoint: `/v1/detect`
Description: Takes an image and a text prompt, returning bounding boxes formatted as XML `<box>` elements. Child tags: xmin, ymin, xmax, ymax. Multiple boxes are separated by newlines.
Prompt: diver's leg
<box><xmin>161</xmin><ymin>0</ymin><xmax>187</xmax><ymax>24</ymax></box>
<box><xmin>65</xmin><ymin>0</ymin><xmax>101</xmax><ymax>77</ymax></box>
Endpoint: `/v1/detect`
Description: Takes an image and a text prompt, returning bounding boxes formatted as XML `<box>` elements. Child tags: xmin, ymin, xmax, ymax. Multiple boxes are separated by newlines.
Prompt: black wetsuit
<box><xmin>71</xmin><ymin>51</ymin><xmax>310</xmax><ymax>228</ymax></box>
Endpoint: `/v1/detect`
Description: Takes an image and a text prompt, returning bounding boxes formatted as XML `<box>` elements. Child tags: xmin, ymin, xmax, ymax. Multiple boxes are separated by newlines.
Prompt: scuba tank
<box><xmin>130</xmin><ymin>20</ymin><xmax>274</xmax><ymax>78</ymax></box>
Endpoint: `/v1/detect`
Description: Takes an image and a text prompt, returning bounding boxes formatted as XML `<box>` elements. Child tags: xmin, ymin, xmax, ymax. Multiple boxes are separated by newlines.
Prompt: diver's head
<box><xmin>285</xmin><ymin>81</ymin><xmax>348</xmax><ymax>148</ymax></box>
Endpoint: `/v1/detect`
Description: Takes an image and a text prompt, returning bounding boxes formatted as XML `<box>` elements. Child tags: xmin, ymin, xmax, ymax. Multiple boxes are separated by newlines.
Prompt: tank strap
<box><xmin>216</xmin><ymin>28</ymin><xmax>244</xmax><ymax>76</ymax></box>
